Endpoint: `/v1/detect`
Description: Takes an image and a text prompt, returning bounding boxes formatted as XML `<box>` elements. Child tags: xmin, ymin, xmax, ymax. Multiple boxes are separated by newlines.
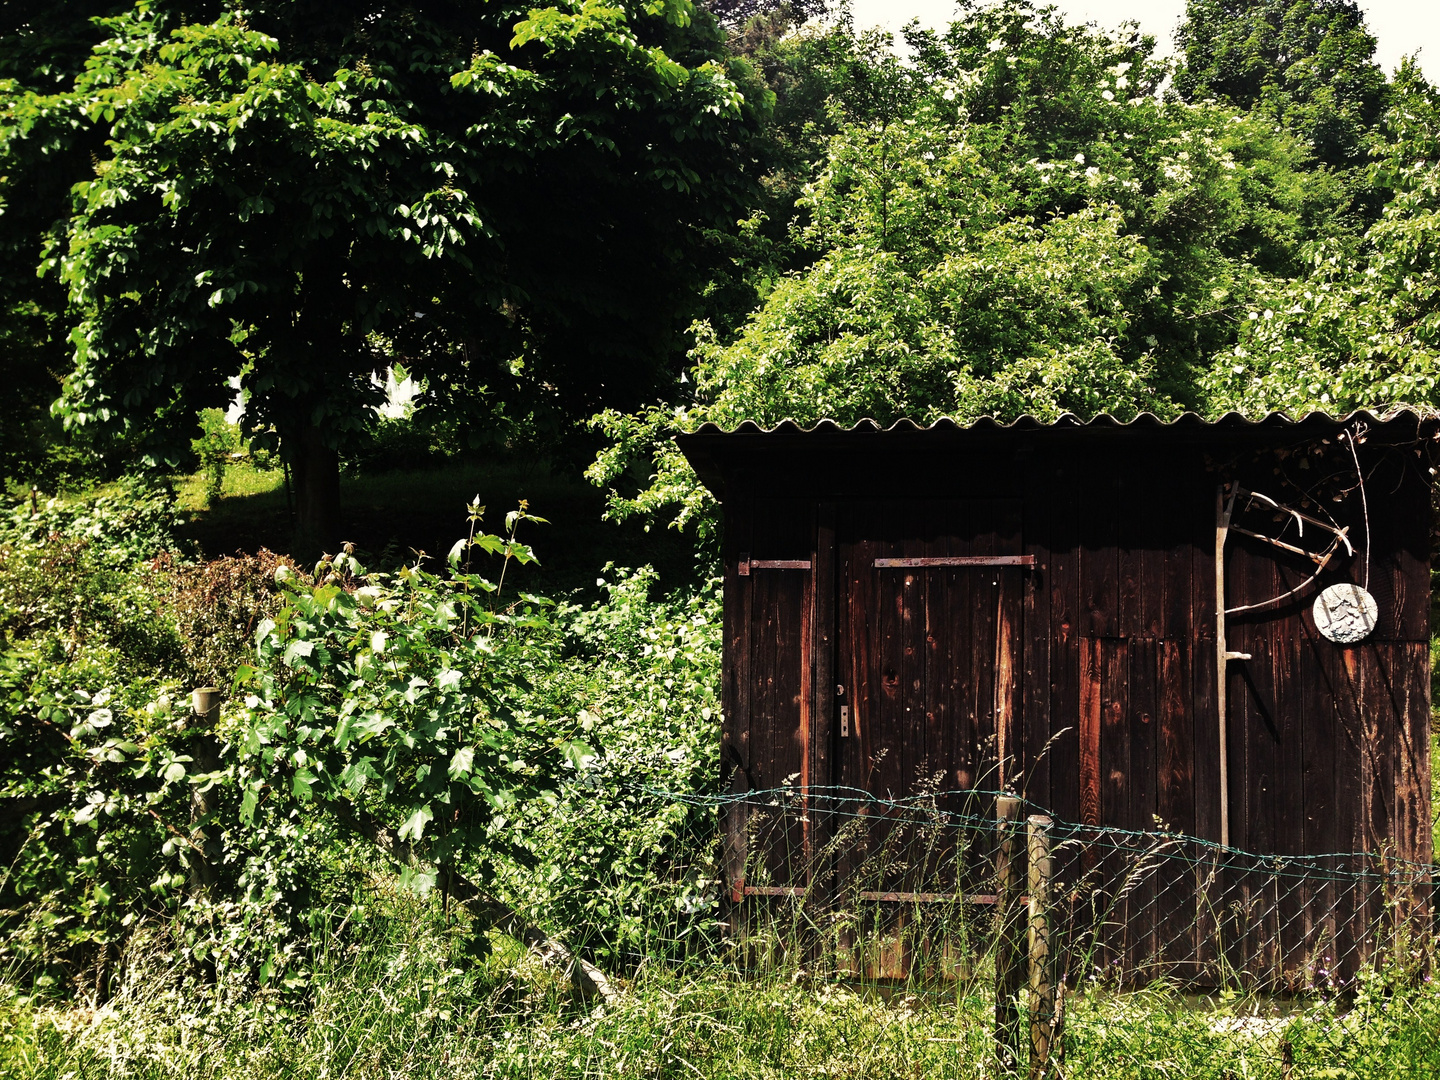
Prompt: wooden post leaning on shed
<box><xmin>994</xmin><ymin>795</ymin><xmax>1025</xmax><ymax>1071</ymax></box>
<box><xmin>189</xmin><ymin>687</ymin><xmax>224</xmax><ymax>892</ymax></box>
<box><xmin>1028</xmin><ymin>814</ymin><xmax>1057</xmax><ymax>1079</ymax></box>
<box><xmin>1215</xmin><ymin>484</ymin><xmax>1237</xmax><ymax>850</ymax></box>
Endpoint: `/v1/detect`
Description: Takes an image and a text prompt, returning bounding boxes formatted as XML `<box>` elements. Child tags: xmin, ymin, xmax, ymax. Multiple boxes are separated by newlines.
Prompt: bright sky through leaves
<box><xmin>850</xmin><ymin>0</ymin><xmax>1440</xmax><ymax>83</ymax></box>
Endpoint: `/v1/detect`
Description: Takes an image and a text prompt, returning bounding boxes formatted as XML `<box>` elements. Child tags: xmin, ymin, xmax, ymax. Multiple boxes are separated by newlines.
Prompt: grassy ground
<box><xmin>3</xmin><ymin>885</ymin><xmax>1437</xmax><ymax>1080</ymax></box>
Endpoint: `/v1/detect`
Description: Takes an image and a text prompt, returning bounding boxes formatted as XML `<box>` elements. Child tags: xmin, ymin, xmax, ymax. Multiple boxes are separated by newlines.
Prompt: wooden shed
<box><xmin>677</xmin><ymin>410</ymin><xmax>1436</xmax><ymax>983</ymax></box>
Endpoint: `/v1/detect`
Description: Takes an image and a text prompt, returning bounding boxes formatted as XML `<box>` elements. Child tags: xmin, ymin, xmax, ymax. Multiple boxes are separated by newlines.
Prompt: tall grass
<box><xmin>4</xmin><ymin>881</ymin><xmax>1437</xmax><ymax>1080</ymax></box>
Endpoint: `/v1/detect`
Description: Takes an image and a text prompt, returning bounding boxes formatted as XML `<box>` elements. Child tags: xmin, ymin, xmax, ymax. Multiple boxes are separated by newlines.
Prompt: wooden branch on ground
<box><xmin>333</xmin><ymin>802</ymin><xmax>619</xmax><ymax>1006</ymax></box>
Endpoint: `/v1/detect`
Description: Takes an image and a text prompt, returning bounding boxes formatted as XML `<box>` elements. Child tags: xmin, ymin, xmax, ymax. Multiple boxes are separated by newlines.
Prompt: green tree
<box><xmin>1</xmin><ymin>1</ymin><xmax>762</xmax><ymax>553</ymax></box>
<box><xmin>592</xmin><ymin>1</ymin><xmax>1344</xmax><ymax>534</ymax></box>
<box><xmin>705</xmin><ymin>0</ymin><xmax>824</xmax><ymax>30</ymax></box>
<box><xmin>1174</xmin><ymin>0</ymin><xmax>1388</xmax><ymax>173</ymax></box>
<box><xmin>699</xmin><ymin>7</ymin><xmax>911</xmax><ymax>338</ymax></box>
<box><xmin>1204</xmin><ymin>62</ymin><xmax>1440</xmax><ymax>416</ymax></box>
<box><xmin>0</xmin><ymin>1</ymin><xmax>138</xmax><ymax>488</ymax></box>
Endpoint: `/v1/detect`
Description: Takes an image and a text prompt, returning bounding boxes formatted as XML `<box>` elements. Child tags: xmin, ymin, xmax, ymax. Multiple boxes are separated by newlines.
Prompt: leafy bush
<box><xmin>0</xmin><ymin>487</ymin><xmax>337</xmax><ymax>999</ymax></box>
<box><xmin>2</xmin><ymin>482</ymin><xmax>726</xmax><ymax>1000</ymax></box>
<box><xmin>158</xmin><ymin>549</ymin><xmax>295</xmax><ymax>691</ymax></box>
<box><xmin>1</xmin><ymin>480</ymin><xmax>187</xmax><ymax>568</ymax></box>
<box><xmin>233</xmin><ymin>512</ymin><xmax>723</xmax><ymax>960</ymax></box>
<box><xmin>497</xmin><ymin>566</ymin><xmax>722</xmax><ymax>962</ymax></box>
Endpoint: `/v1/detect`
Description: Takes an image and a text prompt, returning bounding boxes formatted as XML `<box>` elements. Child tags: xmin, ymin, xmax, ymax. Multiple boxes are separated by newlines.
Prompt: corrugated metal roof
<box><xmin>682</xmin><ymin>407</ymin><xmax>1438</xmax><ymax>438</ymax></box>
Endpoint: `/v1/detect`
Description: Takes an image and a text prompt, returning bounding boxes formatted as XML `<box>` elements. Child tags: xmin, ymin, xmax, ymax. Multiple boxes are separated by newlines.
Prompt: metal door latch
<box><xmin>840</xmin><ymin>705</ymin><xmax>850</xmax><ymax>738</ymax></box>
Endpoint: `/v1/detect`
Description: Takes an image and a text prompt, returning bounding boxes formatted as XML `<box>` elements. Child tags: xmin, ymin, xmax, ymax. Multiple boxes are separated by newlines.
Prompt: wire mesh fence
<box><xmin>625</xmin><ymin>783</ymin><xmax>1436</xmax><ymax>1074</ymax></box>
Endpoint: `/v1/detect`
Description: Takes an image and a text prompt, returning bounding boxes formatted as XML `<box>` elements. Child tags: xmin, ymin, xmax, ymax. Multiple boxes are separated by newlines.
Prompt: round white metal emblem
<box><xmin>1312</xmin><ymin>583</ymin><xmax>1378</xmax><ymax>644</ymax></box>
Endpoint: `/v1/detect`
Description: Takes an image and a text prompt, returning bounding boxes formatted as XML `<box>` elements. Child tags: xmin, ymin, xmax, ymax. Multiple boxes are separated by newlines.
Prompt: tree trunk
<box><xmin>292</xmin><ymin>422</ymin><xmax>341</xmax><ymax>558</ymax></box>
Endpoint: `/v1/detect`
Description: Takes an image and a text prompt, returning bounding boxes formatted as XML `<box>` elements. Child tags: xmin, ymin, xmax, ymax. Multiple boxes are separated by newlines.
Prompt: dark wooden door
<box><xmin>728</xmin><ymin>554</ymin><xmax>813</xmax><ymax>898</ymax></box>
<box><xmin>834</xmin><ymin>499</ymin><xmax>1026</xmax><ymax>897</ymax></box>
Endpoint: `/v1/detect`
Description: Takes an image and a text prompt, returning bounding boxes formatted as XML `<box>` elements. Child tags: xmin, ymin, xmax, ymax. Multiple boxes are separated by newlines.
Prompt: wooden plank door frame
<box><xmin>728</xmin><ymin>507</ymin><xmax>825</xmax><ymax>904</ymax></box>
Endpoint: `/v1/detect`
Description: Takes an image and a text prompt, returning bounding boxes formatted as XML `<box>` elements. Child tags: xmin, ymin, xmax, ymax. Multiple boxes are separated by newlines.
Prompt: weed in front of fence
<box><xmin>2</xmin><ymin>785</ymin><xmax>1436</xmax><ymax>1080</ymax></box>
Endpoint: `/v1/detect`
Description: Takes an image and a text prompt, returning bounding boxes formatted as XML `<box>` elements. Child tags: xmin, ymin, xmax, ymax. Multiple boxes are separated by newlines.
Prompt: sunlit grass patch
<box><xmin>174</xmin><ymin>460</ymin><xmax>286</xmax><ymax>511</ymax></box>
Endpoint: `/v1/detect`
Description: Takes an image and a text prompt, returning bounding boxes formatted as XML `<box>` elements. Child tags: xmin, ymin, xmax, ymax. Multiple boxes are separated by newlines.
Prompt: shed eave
<box><xmin>675</xmin><ymin>408</ymin><xmax>1440</xmax><ymax>500</ymax></box>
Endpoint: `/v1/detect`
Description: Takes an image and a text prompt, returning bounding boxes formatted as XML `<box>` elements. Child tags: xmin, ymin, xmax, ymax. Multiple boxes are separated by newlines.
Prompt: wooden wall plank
<box><xmin>760</xmin><ymin>516</ymin><xmax>789</xmax><ymax>880</ymax></box>
<box><xmin>1082</xmin><ymin>461</ymin><xmax>1120</xmax><ymax>639</ymax></box>
<box><xmin>1149</xmin><ymin>462</ymin><xmax>1198</xmax><ymax>978</ymax></box>
<box><xmin>833</xmin><ymin>502</ymin><xmax>863</xmax><ymax>926</ymax></box>
<box><xmin>1127</xmin><ymin>636</ymin><xmax>1159</xmax><ymax>976</ymax></box>
<box><xmin>1271</xmin><ymin>586</ymin><xmax>1306</xmax><ymax>978</ymax></box>
<box><xmin>1188</xmin><ymin>477</ymin><xmax>1222</xmax><ymax>978</ymax></box>
<box><xmin>1298</xmin><ymin>621</ymin><xmax>1336</xmax><ymax>982</ymax></box>
<box><xmin>1327</xmin><ymin>643</ymin><xmax>1366</xmax><ymax>981</ymax></box>
<box><xmin>1156</xmin><ymin>639</ymin><xmax>1197</xmax><ymax>978</ymax></box>
<box><xmin>1358</xmin><ymin>450</ymin><xmax>1430</xmax><ymax>642</ymax></box>
<box><xmin>1079</xmin><ymin>638</ymin><xmax>1102</xmax><ymax>831</ymax></box>
<box><xmin>1098</xmin><ymin>637</ymin><xmax>1130</xmax><ymax>969</ymax></box>
<box><xmin>1047</xmin><ymin>461</ymin><xmax>1083</xmax><ymax>826</ymax></box>
<box><xmin>923</xmin><ymin>501</ymin><xmax>960</xmax><ymax>890</ymax></box>
<box><xmin>1362</xmin><ymin>642</ymin><xmax>1400</xmax><ymax>857</ymax></box>
<box><xmin>1352</xmin><ymin>641</ymin><xmax>1381</xmax><ymax>975</ymax></box>
<box><xmin>1394</xmin><ymin>641</ymin><xmax>1434</xmax><ymax>866</ymax></box>
<box><xmin>1022</xmin><ymin>458</ymin><xmax>1053</xmax><ymax>811</ymax></box>
<box><xmin>972</xmin><ymin>502</ymin><xmax>1001</xmax><ymax>798</ymax></box>
<box><xmin>996</xmin><ymin>574</ymin><xmax>1024</xmax><ymax>798</ymax></box>
<box><xmin>1235</xmin><ymin>538</ymin><xmax>1280</xmax><ymax>978</ymax></box>
<box><xmin>811</xmin><ymin>502</ymin><xmax>837</xmax><ymax>868</ymax></box>
<box><xmin>898</xmin><ymin>502</ymin><xmax>928</xmax><ymax>899</ymax></box>
<box><xmin>946</xmin><ymin>505</ymin><xmax>978</xmax><ymax>798</ymax></box>
<box><xmin>1365</xmin><ymin>642</ymin><xmax>1399</xmax><ymax>961</ymax></box>
<box><xmin>1118</xmin><ymin>463</ymin><xmax>1145</xmax><ymax>640</ymax></box>
<box><xmin>894</xmin><ymin>502</ymin><xmax>925</xmax><ymax>806</ymax></box>
<box><xmin>1394</xmin><ymin>641</ymin><xmax>1433</xmax><ymax>939</ymax></box>
<box><xmin>849</xmin><ymin>502</ymin><xmax>879</xmax><ymax>799</ymax></box>
<box><xmin>876</xmin><ymin>501</ymin><xmax>906</xmax><ymax>808</ymax></box>
<box><xmin>1192</xmin><ymin>479</ymin><xmax>1221</xmax><ymax>847</ymax></box>
<box><xmin>947</xmin><ymin>506</ymin><xmax>987</xmax><ymax>893</ymax></box>
<box><xmin>787</xmin><ymin>563</ymin><xmax>811</xmax><ymax>885</ymax></box>
<box><xmin>995</xmin><ymin>501</ymin><xmax>1024</xmax><ymax>799</ymax></box>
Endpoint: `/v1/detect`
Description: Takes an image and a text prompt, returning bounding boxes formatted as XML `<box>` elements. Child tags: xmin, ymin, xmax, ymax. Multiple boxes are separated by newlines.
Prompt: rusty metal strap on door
<box><xmin>873</xmin><ymin>555</ymin><xmax>1035</xmax><ymax>568</ymax></box>
<box><xmin>858</xmin><ymin>890</ymin><xmax>1006</xmax><ymax>904</ymax></box>
<box><xmin>741</xmin><ymin>888</ymin><xmax>1015</xmax><ymax>904</ymax></box>
<box><xmin>738</xmin><ymin>554</ymin><xmax>812</xmax><ymax>575</ymax></box>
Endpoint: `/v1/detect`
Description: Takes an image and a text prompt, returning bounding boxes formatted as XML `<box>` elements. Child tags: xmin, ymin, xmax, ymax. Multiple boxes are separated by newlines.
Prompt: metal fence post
<box><xmin>1028</xmin><ymin>814</ymin><xmax>1056</xmax><ymax>1078</ymax></box>
<box><xmin>995</xmin><ymin>795</ymin><xmax>1025</xmax><ymax>1071</ymax></box>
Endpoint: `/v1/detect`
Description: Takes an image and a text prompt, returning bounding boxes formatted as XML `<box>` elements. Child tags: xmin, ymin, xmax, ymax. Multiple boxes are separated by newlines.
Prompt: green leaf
<box><xmin>448</xmin><ymin>746</ymin><xmax>475</xmax><ymax>778</ymax></box>
<box><xmin>240</xmin><ymin>784</ymin><xmax>259</xmax><ymax>822</ymax></box>
<box><xmin>398</xmin><ymin>804</ymin><xmax>433</xmax><ymax>842</ymax></box>
<box><xmin>291</xmin><ymin>769</ymin><xmax>316</xmax><ymax>800</ymax></box>
<box><xmin>283</xmin><ymin>640</ymin><xmax>315</xmax><ymax>668</ymax></box>
<box><xmin>561</xmin><ymin>740</ymin><xmax>596</xmax><ymax>769</ymax></box>
<box><xmin>397</xmin><ymin>865</ymin><xmax>437</xmax><ymax>896</ymax></box>
<box><xmin>351</xmin><ymin>713</ymin><xmax>394</xmax><ymax>741</ymax></box>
